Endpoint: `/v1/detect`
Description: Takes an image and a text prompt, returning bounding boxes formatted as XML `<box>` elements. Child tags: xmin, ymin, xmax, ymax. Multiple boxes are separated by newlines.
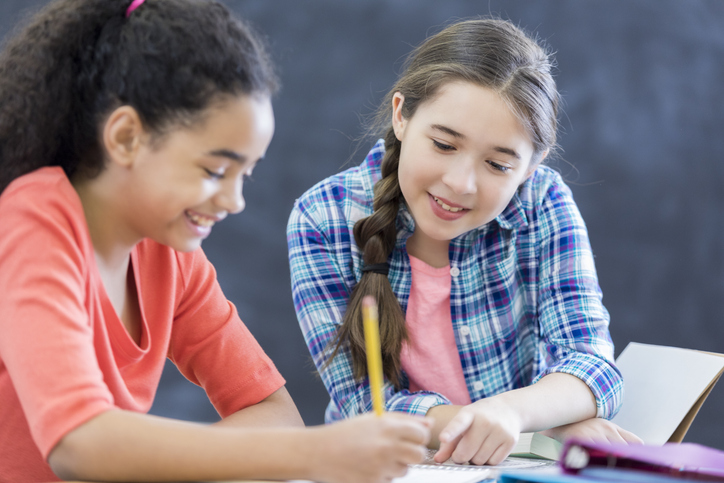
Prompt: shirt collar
<box><xmin>495</xmin><ymin>188</ymin><xmax>529</xmax><ymax>230</ymax></box>
<box><xmin>360</xmin><ymin>138</ymin><xmax>386</xmax><ymax>196</ymax></box>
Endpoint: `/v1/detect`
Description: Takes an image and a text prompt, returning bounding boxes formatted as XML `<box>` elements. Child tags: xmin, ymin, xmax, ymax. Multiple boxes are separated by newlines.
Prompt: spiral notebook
<box><xmin>392</xmin><ymin>465</ymin><xmax>494</xmax><ymax>483</ymax></box>
<box><xmin>391</xmin><ymin>451</ymin><xmax>556</xmax><ymax>483</ymax></box>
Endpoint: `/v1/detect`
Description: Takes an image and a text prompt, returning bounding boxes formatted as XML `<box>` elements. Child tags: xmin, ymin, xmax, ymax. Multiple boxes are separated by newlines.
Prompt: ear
<box><xmin>524</xmin><ymin>148</ymin><xmax>549</xmax><ymax>181</ymax></box>
<box><xmin>102</xmin><ymin>106</ymin><xmax>145</xmax><ymax>168</ymax></box>
<box><xmin>391</xmin><ymin>92</ymin><xmax>407</xmax><ymax>141</ymax></box>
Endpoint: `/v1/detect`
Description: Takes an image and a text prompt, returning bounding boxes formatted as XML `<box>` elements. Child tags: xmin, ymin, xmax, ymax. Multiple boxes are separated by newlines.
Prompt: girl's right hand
<box><xmin>432</xmin><ymin>396</ymin><xmax>522</xmax><ymax>466</ymax></box>
<box><xmin>311</xmin><ymin>413</ymin><xmax>432</xmax><ymax>483</ymax></box>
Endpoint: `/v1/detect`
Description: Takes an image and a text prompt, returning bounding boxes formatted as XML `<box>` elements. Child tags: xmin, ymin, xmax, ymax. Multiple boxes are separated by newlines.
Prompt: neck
<box><xmin>72</xmin><ymin>172</ymin><xmax>141</xmax><ymax>270</ymax></box>
<box><xmin>406</xmin><ymin>231</ymin><xmax>450</xmax><ymax>268</ymax></box>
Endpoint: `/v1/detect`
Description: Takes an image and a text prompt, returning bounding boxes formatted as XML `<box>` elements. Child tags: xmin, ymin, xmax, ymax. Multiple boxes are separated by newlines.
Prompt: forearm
<box><xmin>490</xmin><ymin>373</ymin><xmax>596</xmax><ymax>432</ymax></box>
<box><xmin>49</xmin><ymin>409</ymin><xmax>315</xmax><ymax>482</ymax></box>
<box><xmin>213</xmin><ymin>386</ymin><xmax>304</xmax><ymax>428</ymax></box>
<box><xmin>426</xmin><ymin>373</ymin><xmax>596</xmax><ymax>447</ymax></box>
<box><xmin>428</xmin><ymin>374</ymin><xmax>598</xmax><ymax>465</ymax></box>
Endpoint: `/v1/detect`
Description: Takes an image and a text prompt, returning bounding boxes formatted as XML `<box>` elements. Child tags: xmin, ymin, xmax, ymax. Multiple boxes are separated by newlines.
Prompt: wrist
<box><xmin>296</xmin><ymin>425</ymin><xmax>329</xmax><ymax>482</ymax></box>
<box><xmin>473</xmin><ymin>392</ymin><xmax>527</xmax><ymax>432</ymax></box>
<box><xmin>425</xmin><ymin>404</ymin><xmax>461</xmax><ymax>448</ymax></box>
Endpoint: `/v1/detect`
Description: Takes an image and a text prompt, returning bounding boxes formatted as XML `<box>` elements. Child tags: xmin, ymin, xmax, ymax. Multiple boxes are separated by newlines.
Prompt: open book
<box><xmin>511</xmin><ymin>432</ymin><xmax>563</xmax><ymax>460</ymax></box>
<box><xmin>507</xmin><ymin>342</ymin><xmax>724</xmax><ymax>461</ymax></box>
<box><xmin>610</xmin><ymin>342</ymin><xmax>724</xmax><ymax>444</ymax></box>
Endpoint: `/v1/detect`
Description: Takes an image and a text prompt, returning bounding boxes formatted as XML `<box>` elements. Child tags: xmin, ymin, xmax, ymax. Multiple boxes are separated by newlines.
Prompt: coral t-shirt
<box><xmin>0</xmin><ymin>167</ymin><xmax>285</xmax><ymax>482</ymax></box>
<box><xmin>400</xmin><ymin>255</ymin><xmax>471</xmax><ymax>406</ymax></box>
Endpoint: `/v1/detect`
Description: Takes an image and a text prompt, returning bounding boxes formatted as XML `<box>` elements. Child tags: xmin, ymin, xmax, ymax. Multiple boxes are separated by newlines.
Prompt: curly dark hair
<box><xmin>0</xmin><ymin>0</ymin><xmax>278</xmax><ymax>193</ymax></box>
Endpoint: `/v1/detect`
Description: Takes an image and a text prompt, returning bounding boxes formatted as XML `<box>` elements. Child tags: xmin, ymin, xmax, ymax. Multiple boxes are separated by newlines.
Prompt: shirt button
<box><xmin>450</xmin><ymin>266</ymin><xmax>460</xmax><ymax>277</ymax></box>
<box><xmin>473</xmin><ymin>381</ymin><xmax>484</xmax><ymax>391</ymax></box>
<box><xmin>459</xmin><ymin>326</ymin><xmax>471</xmax><ymax>337</ymax></box>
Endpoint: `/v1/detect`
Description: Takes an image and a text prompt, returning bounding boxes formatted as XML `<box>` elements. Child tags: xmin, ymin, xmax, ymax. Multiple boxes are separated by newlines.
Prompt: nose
<box><xmin>215</xmin><ymin>176</ymin><xmax>246</xmax><ymax>215</ymax></box>
<box><xmin>442</xmin><ymin>158</ymin><xmax>477</xmax><ymax>195</ymax></box>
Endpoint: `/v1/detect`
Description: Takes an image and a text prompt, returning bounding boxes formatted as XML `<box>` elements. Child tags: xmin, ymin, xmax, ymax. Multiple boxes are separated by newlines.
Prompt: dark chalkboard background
<box><xmin>2</xmin><ymin>0</ymin><xmax>723</xmax><ymax>450</ymax></box>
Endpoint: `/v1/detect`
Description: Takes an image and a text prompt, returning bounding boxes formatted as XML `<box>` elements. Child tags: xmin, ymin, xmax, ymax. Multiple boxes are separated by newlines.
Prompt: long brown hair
<box><xmin>332</xmin><ymin>18</ymin><xmax>561</xmax><ymax>387</ymax></box>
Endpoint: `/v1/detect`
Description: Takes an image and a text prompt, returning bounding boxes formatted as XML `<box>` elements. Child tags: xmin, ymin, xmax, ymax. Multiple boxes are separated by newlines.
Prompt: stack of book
<box><xmin>500</xmin><ymin>440</ymin><xmax>724</xmax><ymax>483</ymax></box>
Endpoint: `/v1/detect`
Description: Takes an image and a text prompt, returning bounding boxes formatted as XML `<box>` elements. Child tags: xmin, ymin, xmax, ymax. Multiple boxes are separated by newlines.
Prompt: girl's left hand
<box><xmin>433</xmin><ymin>397</ymin><xmax>522</xmax><ymax>466</ymax></box>
<box><xmin>542</xmin><ymin>418</ymin><xmax>643</xmax><ymax>445</ymax></box>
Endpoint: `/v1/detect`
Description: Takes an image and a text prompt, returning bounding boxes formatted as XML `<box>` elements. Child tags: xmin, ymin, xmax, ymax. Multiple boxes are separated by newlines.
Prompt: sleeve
<box><xmin>0</xmin><ymin>192</ymin><xmax>115</xmax><ymax>459</ymax></box>
<box><xmin>287</xmin><ymin>200</ymin><xmax>449</xmax><ymax>421</ymax></box>
<box><xmin>167</xmin><ymin>247</ymin><xmax>285</xmax><ymax>418</ymax></box>
<box><xmin>532</xmin><ymin>177</ymin><xmax>623</xmax><ymax>419</ymax></box>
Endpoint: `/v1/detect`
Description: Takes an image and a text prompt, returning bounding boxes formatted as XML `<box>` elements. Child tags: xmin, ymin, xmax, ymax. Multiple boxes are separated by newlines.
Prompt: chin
<box><xmin>421</xmin><ymin>223</ymin><xmax>465</xmax><ymax>243</ymax></box>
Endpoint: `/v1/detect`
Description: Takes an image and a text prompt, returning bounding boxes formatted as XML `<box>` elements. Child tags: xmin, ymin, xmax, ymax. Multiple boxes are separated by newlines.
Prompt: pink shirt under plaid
<box><xmin>401</xmin><ymin>255</ymin><xmax>471</xmax><ymax>406</ymax></box>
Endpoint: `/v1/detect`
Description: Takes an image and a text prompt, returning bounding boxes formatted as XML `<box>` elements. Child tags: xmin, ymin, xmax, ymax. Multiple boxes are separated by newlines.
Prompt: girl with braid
<box><xmin>288</xmin><ymin>18</ymin><xmax>641</xmax><ymax>467</ymax></box>
<box><xmin>0</xmin><ymin>0</ymin><xmax>431</xmax><ymax>481</ymax></box>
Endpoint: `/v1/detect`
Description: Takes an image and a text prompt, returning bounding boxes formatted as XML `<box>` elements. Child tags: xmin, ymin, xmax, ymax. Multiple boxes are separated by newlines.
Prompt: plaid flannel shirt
<box><xmin>287</xmin><ymin>139</ymin><xmax>622</xmax><ymax>423</ymax></box>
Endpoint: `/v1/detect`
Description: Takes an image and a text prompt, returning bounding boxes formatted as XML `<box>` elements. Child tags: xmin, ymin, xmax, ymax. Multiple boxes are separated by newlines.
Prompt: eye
<box><xmin>432</xmin><ymin>139</ymin><xmax>455</xmax><ymax>152</ymax></box>
<box><xmin>242</xmin><ymin>162</ymin><xmax>258</xmax><ymax>182</ymax></box>
<box><xmin>487</xmin><ymin>161</ymin><xmax>510</xmax><ymax>173</ymax></box>
<box><xmin>203</xmin><ymin>168</ymin><xmax>225</xmax><ymax>180</ymax></box>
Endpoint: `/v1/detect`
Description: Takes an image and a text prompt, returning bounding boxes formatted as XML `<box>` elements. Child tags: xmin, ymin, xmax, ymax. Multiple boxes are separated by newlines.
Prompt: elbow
<box><xmin>288</xmin><ymin>412</ymin><xmax>306</xmax><ymax>428</ymax></box>
<box><xmin>47</xmin><ymin>418</ymin><xmax>110</xmax><ymax>482</ymax></box>
<box><xmin>274</xmin><ymin>399</ymin><xmax>305</xmax><ymax>428</ymax></box>
<box><xmin>48</xmin><ymin>437</ymin><xmax>86</xmax><ymax>481</ymax></box>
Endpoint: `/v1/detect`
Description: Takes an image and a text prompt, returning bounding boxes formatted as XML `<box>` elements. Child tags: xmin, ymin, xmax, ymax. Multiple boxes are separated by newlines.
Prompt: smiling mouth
<box><xmin>433</xmin><ymin>196</ymin><xmax>466</xmax><ymax>213</ymax></box>
<box><xmin>185</xmin><ymin>210</ymin><xmax>216</xmax><ymax>227</ymax></box>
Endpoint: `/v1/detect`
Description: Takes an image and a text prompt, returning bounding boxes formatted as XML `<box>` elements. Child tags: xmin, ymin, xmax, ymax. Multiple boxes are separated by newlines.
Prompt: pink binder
<box><xmin>560</xmin><ymin>440</ymin><xmax>724</xmax><ymax>481</ymax></box>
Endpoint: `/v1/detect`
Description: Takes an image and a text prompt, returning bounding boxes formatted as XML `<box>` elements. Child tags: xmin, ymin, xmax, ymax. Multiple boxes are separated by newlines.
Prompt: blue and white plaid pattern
<box><xmin>288</xmin><ymin>140</ymin><xmax>623</xmax><ymax>423</ymax></box>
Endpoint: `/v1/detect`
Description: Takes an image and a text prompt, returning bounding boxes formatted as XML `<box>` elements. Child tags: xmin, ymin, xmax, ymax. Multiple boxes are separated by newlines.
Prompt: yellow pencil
<box><xmin>362</xmin><ymin>295</ymin><xmax>384</xmax><ymax>416</ymax></box>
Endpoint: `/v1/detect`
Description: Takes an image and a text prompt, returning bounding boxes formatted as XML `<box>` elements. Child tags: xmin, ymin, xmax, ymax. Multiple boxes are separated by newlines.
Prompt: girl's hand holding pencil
<box><xmin>307</xmin><ymin>296</ymin><xmax>431</xmax><ymax>483</ymax></box>
<box><xmin>309</xmin><ymin>412</ymin><xmax>432</xmax><ymax>483</ymax></box>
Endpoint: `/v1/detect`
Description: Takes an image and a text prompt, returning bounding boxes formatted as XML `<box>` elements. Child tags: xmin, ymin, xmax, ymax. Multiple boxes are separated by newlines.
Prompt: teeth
<box><xmin>186</xmin><ymin>211</ymin><xmax>215</xmax><ymax>227</ymax></box>
<box><xmin>433</xmin><ymin>196</ymin><xmax>464</xmax><ymax>213</ymax></box>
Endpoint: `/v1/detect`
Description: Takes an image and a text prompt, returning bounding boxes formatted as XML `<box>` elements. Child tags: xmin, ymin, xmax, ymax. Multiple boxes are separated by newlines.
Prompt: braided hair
<box><xmin>331</xmin><ymin>18</ymin><xmax>560</xmax><ymax>387</ymax></box>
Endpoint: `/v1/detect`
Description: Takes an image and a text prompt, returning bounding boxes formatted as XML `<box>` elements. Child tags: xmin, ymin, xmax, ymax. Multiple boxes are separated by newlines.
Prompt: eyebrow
<box><xmin>207</xmin><ymin>149</ymin><xmax>247</xmax><ymax>163</ymax></box>
<box><xmin>493</xmin><ymin>146</ymin><xmax>521</xmax><ymax>161</ymax></box>
<box><xmin>430</xmin><ymin>123</ymin><xmax>521</xmax><ymax>161</ymax></box>
<box><xmin>431</xmin><ymin>124</ymin><xmax>465</xmax><ymax>139</ymax></box>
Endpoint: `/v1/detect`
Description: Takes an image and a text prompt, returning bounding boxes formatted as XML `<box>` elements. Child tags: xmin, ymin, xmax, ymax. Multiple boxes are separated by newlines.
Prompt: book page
<box><xmin>611</xmin><ymin>342</ymin><xmax>724</xmax><ymax>444</ymax></box>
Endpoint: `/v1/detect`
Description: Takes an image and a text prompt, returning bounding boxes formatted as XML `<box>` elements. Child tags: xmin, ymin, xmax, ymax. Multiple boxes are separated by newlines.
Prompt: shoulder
<box><xmin>0</xmin><ymin>168</ymin><xmax>95</xmax><ymax>294</ymax></box>
<box><xmin>1</xmin><ymin>167</ymin><xmax>83</xmax><ymax>215</ymax></box>
<box><xmin>493</xmin><ymin>165</ymin><xmax>575</xmax><ymax>232</ymax></box>
<box><xmin>515</xmin><ymin>165</ymin><xmax>592</xmax><ymax>249</ymax></box>
<box><xmin>519</xmin><ymin>165</ymin><xmax>573</xmax><ymax>209</ymax></box>
<box><xmin>518</xmin><ymin>165</ymin><xmax>582</xmax><ymax>226</ymax></box>
<box><xmin>289</xmin><ymin>140</ymin><xmax>384</xmax><ymax>232</ymax></box>
<box><xmin>0</xmin><ymin>167</ymin><xmax>91</xmax><ymax>246</ymax></box>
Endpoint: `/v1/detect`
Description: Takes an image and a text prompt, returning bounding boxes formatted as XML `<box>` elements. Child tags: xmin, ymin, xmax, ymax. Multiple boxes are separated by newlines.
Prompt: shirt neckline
<box><xmin>408</xmin><ymin>254</ymin><xmax>451</xmax><ymax>277</ymax></box>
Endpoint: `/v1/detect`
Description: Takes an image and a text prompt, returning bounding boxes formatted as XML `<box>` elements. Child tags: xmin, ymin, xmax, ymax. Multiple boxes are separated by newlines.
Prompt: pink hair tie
<box><xmin>126</xmin><ymin>0</ymin><xmax>146</xmax><ymax>17</ymax></box>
